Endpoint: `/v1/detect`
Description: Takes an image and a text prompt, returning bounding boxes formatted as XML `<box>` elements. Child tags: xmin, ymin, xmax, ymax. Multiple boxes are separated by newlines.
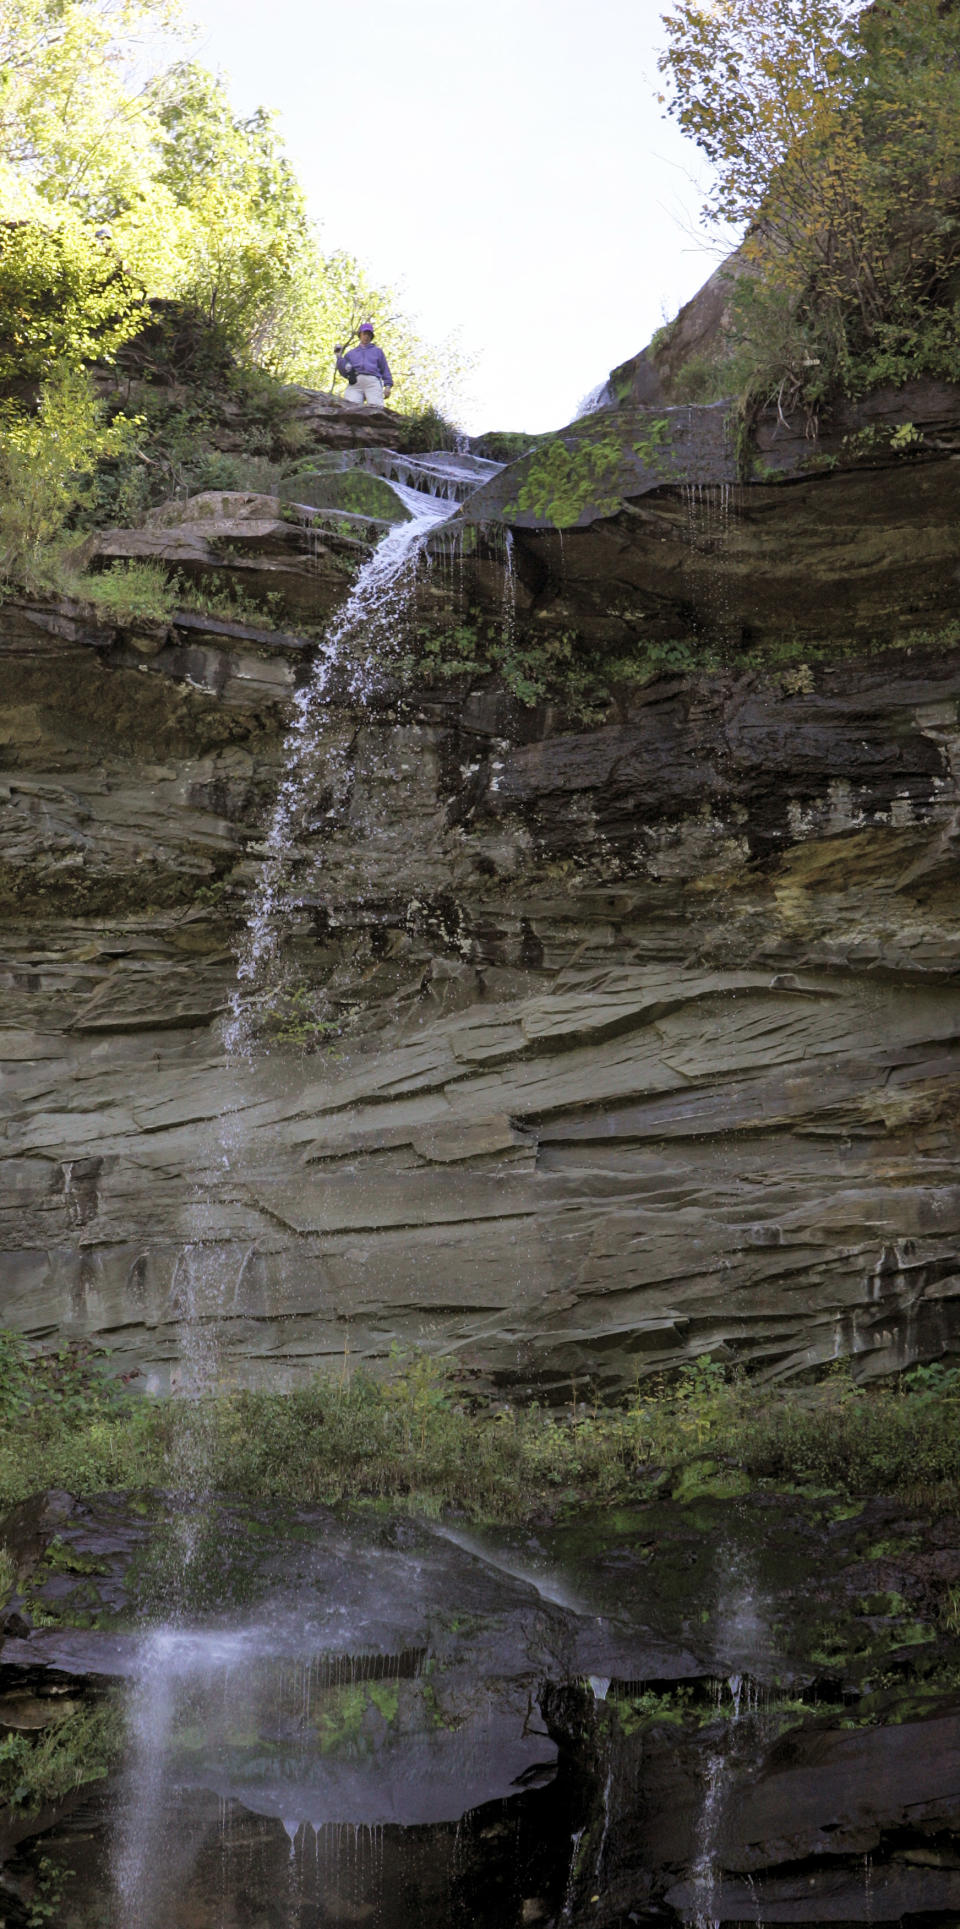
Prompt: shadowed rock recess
<box><xmin>3</xmin><ymin>377</ymin><xmax>960</xmax><ymax>1394</ymax></box>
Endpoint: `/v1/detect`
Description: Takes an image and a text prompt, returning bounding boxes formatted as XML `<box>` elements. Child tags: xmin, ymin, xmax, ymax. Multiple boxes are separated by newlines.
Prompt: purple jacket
<box><xmin>337</xmin><ymin>342</ymin><xmax>393</xmax><ymax>386</ymax></box>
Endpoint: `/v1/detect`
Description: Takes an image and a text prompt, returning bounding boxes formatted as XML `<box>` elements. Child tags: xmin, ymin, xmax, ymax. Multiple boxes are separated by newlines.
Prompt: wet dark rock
<box><xmin>454</xmin><ymin>384</ymin><xmax>960</xmax><ymax>650</ymax></box>
<box><xmin>3</xmin><ymin>1492</ymin><xmax>960</xmax><ymax>1924</ymax></box>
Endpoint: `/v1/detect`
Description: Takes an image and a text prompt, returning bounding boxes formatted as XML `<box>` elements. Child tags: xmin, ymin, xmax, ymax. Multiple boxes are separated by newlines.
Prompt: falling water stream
<box><xmin>110</xmin><ymin>449</ymin><xmax>555</xmax><ymax>1928</ymax></box>
<box><xmin>681</xmin><ymin>481</ymin><xmax>741</xmax><ymax>643</ymax></box>
<box><xmin>227</xmin><ymin>458</ymin><xmax>477</xmax><ymax>1040</ymax></box>
<box><xmin>686</xmin><ymin>1550</ymin><xmax>774</xmax><ymax>1929</ymax></box>
<box><xmin>25</xmin><ymin>449</ymin><xmax>938</xmax><ymax>1928</ymax></box>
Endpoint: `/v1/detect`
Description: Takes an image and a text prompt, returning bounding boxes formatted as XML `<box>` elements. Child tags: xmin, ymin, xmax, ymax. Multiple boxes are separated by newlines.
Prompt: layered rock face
<box><xmin>2</xmin><ymin>387</ymin><xmax>960</xmax><ymax>1391</ymax></box>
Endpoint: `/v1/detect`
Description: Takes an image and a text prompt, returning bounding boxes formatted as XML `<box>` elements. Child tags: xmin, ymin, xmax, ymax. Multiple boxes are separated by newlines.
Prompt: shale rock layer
<box><xmin>2</xmin><ymin>550</ymin><xmax>960</xmax><ymax>1388</ymax></box>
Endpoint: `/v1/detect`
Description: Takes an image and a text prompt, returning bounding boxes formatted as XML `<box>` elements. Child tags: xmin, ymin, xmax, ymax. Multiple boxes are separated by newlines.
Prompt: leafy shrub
<box><xmin>2</xmin><ymin>1333</ymin><xmax>960</xmax><ymax>1522</ymax></box>
<box><xmin>409</xmin><ymin>611</ymin><xmax>711</xmax><ymax>720</ymax></box>
<box><xmin>0</xmin><ymin>1335</ymin><xmax>165</xmax><ymax>1505</ymax></box>
<box><xmin>258</xmin><ymin>983</ymin><xmax>342</xmax><ymax>1050</ymax></box>
<box><xmin>0</xmin><ymin>1699</ymin><xmax>123</xmax><ymax>1812</ymax></box>
<box><xmin>0</xmin><ymin>367</ymin><xmax>135</xmax><ymax>586</ymax></box>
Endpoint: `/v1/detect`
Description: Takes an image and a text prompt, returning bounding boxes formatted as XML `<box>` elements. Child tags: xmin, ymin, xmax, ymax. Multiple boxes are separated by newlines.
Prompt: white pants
<box><xmin>343</xmin><ymin>373</ymin><xmax>385</xmax><ymax>406</ymax></box>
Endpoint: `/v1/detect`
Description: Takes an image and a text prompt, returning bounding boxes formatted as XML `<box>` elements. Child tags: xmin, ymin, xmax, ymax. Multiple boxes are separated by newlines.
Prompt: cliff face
<box><xmin>3</xmin><ymin>385</ymin><xmax>960</xmax><ymax>1392</ymax></box>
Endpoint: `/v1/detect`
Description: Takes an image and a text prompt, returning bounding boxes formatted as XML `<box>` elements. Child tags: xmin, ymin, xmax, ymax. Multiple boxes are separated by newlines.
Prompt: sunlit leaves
<box><xmin>0</xmin><ymin>2</ymin><xmax>467</xmax><ymax>418</ymax></box>
<box><xmin>0</xmin><ymin>217</ymin><xmax>145</xmax><ymax>382</ymax></box>
<box><xmin>0</xmin><ymin>0</ymin><xmax>184</xmax><ymax>220</ymax></box>
<box><xmin>0</xmin><ymin>362</ymin><xmax>137</xmax><ymax>578</ymax></box>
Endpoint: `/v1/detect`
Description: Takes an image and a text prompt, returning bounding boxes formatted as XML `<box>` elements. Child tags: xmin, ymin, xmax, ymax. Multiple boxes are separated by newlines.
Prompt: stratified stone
<box><xmin>3</xmin><ymin>547</ymin><xmax>960</xmax><ymax>1389</ymax></box>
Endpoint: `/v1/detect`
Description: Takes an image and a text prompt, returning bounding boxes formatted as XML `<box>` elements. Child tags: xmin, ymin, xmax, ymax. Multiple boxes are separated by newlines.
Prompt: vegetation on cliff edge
<box><xmin>658</xmin><ymin>0</ymin><xmax>960</xmax><ymax>418</ymax></box>
<box><xmin>2</xmin><ymin>1336</ymin><xmax>960</xmax><ymax>1523</ymax></box>
<box><xmin>0</xmin><ymin>0</ymin><xmax>467</xmax><ymax>596</ymax></box>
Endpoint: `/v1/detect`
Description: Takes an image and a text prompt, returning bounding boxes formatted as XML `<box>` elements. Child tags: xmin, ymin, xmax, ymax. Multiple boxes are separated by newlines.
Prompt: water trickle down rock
<box><xmin>5</xmin><ymin>380</ymin><xmax>960</xmax><ymax>1392</ymax></box>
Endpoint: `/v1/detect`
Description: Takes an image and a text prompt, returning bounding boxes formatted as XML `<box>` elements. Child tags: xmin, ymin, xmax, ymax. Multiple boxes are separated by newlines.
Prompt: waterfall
<box><xmin>112</xmin><ymin>450</ymin><xmax>497</xmax><ymax>1922</ymax></box>
<box><xmin>222</xmin><ymin>450</ymin><xmax>493</xmax><ymax>1048</ymax></box>
<box><xmin>687</xmin><ymin>1551</ymin><xmax>772</xmax><ymax>1929</ymax></box>
<box><xmin>225</xmin><ymin>489</ymin><xmax>451</xmax><ymax>1047</ymax></box>
<box><xmin>681</xmin><ymin>480</ymin><xmax>741</xmax><ymax>643</ymax></box>
<box><xmin>167</xmin><ymin>450</ymin><xmax>485</xmax><ymax>1405</ymax></box>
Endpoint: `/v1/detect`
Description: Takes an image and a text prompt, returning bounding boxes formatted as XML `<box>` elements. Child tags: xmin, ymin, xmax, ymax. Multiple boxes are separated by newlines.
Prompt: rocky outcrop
<box><xmin>589</xmin><ymin>246</ymin><xmax>752</xmax><ymax>411</ymax></box>
<box><xmin>3</xmin><ymin>556</ymin><xmax>960</xmax><ymax>1389</ymax></box>
<box><xmin>93</xmin><ymin>487</ymin><xmax>380</xmax><ymax>621</ymax></box>
<box><xmin>3</xmin><ymin>373</ymin><xmax>960</xmax><ymax>1391</ymax></box>
<box><xmin>454</xmin><ymin>385</ymin><xmax>960</xmax><ymax>649</ymax></box>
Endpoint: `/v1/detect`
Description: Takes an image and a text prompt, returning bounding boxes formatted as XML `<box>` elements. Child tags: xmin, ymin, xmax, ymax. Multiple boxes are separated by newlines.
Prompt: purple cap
<box><xmin>359</xmin><ymin>320</ymin><xmax>374</xmax><ymax>333</ymax></box>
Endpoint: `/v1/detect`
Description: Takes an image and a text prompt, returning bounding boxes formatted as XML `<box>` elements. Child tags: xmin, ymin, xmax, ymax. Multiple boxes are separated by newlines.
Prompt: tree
<box><xmin>0</xmin><ymin>363</ymin><xmax>133</xmax><ymax>581</ymax></box>
<box><xmin>658</xmin><ymin>0</ymin><xmax>865</xmax><ymax>233</ymax></box>
<box><xmin>146</xmin><ymin>62</ymin><xmax>311</xmax><ymax>346</ymax></box>
<box><xmin>658</xmin><ymin>0</ymin><xmax>960</xmax><ymax>403</ymax></box>
<box><xmin>0</xmin><ymin>218</ymin><xmax>145</xmax><ymax>389</ymax></box>
<box><xmin>0</xmin><ymin>0</ymin><xmax>468</xmax><ymax>422</ymax></box>
<box><xmin>0</xmin><ymin>0</ymin><xmax>183</xmax><ymax>220</ymax></box>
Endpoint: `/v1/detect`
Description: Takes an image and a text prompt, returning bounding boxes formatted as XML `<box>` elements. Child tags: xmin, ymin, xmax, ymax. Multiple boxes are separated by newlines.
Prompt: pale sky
<box><xmin>181</xmin><ymin>0</ymin><xmax>728</xmax><ymax>435</ymax></box>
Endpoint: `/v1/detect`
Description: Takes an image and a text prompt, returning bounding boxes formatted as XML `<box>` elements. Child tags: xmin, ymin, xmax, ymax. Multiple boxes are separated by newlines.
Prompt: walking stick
<box><xmin>331</xmin><ymin>327</ymin><xmax>360</xmax><ymax>395</ymax></box>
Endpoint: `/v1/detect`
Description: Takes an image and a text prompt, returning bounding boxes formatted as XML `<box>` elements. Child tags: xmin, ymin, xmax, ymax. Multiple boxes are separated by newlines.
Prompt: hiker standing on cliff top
<box><xmin>335</xmin><ymin>321</ymin><xmax>393</xmax><ymax>406</ymax></box>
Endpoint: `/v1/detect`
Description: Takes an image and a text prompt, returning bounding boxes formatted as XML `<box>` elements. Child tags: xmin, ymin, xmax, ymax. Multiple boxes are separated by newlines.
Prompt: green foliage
<box><xmin>901</xmin><ymin>1360</ymin><xmax>960</xmax><ymax>1403</ymax></box>
<box><xmin>0</xmin><ymin>1331</ymin><xmax>134</xmax><ymax>1421</ymax></box>
<box><xmin>0</xmin><ymin>1698</ymin><xmax>123</xmax><ymax>1813</ymax></box>
<box><xmin>632</xmin><ymin>417</ymin><xmax>671</xmax><ymax>468</ymax></box>
<box><xmin>0</xmin><ymin>1</ymin><xmax>181</xmax><ymax>212</ymax></box>
<box><xmin>391</xmin><ymin>404</ymin><xmax>462</xmax><ymax>454</ymax></box>
<box><xmin>659</xmin><ymin>0</ymin><xmax>960</xmax><ymax>420</ymax></box>
<box><xmin>659</xmin><ymin>0</ymin><xmax>864</xmax><ymax>234</ymax></box>
<box><xmin>0</xmin><ymin>366</ymin><xmax>135</xmax><ymax>585</ymax></box>
<box><xmin>0</xmin><ymin>1543</ymin><xmax>16</xmax><ymax>1607</ymax></box>
<box><xmin>672</xmin><ymin>354</ymin><xmax>728</xmax><ymax>403</ymax></box>
<box><xmin>469</xmin><ymin>430</ymin><xmax>548</xmax><ymax>464</ymax></box>
<box><xmin>146</xmin><ymin>60</ymin><xmax>311</xmax><ymax>349</ymax></box>
<box><xmin>4</xmin><ymin>1331</ymin><xmax>960</xmax><ymax>1523</ymax></box>
<box><xmin>889</xmin><ymin>419</ymin><xmax>923</xmax><ymax>452</ymax></box>
<box><xmin>506</xmin><ymin>425</ymin><xmax>625</xmax><ymax>527</ymax></box>
<box><xmin>412</xmin><ymin>617</ymin><xmax>615</xmax><ymax>716</ymax></box>
<box><xmin>74</xmin><ymin>560</ymin><xmax>292</xmax><ymax>633</ymax></box>
<box><xmin>0</xmin><ymin>220</ymin><xmax>145</xmax><ymax>391</ymax></box>
<box><xmin>26</xmin><ymin>1853</ymin><xmax>72</xmax><ymax>1928</ymax></box>
<box><xmin>90</xmin><ymin>344</ymin><xmax>315</xmax><ymax>518</ymax></box>
<box><xmin>612</xmin><ymin>1688</ymin><xmax>690</xmax><ymax>1735</ymax></box>
<box><xmin>412</xmin><ymin>613</ymin><xmax>711</xmax><ymax>721</ymax></box>
<box><xmin>171</xmin><ymin>574</ymin><xmax>291</xmax><ymax>631</ymax></box>
<box><xmin>648</xmin><ymin>319</ymin><xmax>680</xmax><ymax>360</ymax></box>
<box><xmin>0</xmin><ymin>6</ymin><xmax>468</xmax><ymax>425</ymax></box>
<box><xmin>259</xmin><ymin>983</ymin><xmax>342</xmax><ymax>1051</ymax></box>
<box><xmin>0</xmin><ymin>1335</ymin><xmax>164</xmax><ymax>1503</ymax></box>
<box><xmin>75</xmin><ymin>559</ymin><xmax>175</xmax><ymax>623</ymax></box>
